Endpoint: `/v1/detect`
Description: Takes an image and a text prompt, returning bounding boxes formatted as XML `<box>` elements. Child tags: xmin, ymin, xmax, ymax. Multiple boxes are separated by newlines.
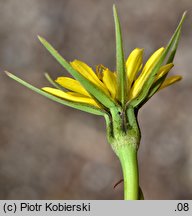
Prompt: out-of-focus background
<box><xmin>0</xmin><ymin>0</ymin><xmax>192</xmax><ymax>200</ymax></box>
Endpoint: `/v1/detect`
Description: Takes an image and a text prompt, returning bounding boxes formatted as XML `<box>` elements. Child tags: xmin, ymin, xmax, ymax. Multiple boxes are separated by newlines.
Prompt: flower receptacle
<box><xmin>105</xmin><ymin>106</ymin><xmax>141</xmax><ymax>155</ymax></box>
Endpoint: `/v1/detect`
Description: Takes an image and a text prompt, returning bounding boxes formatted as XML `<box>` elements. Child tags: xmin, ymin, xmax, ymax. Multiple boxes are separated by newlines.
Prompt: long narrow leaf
<box><xmin>129</xmin><ymin>11</ymin><xmax>186</xmax><ymax>108</ymax></box>
<box><xmin>166</xmin><ymin>30</ymin><xmax>181</xmax><ymax>64</ymax></box>
<box><xmin>146</xmin><ymin>30</ymin><xmax>182</xmax><ymax>101</ymax></box>
<box><xmin>139</xmin><ymin>21</ymin><xmax>183</xmax><ymax>106</ymax></box>
<box><xmin>113</xmin><ymin>5</ymin><xmax>127</xmax><ymax>106</ymax></box>
<box><xmin>137</xmin><ymin>75</ymin><xmax>165</xmax><ymax>109</ymax></box>
<box><xmin>5</xmin><ymin>71</ymin><xmax>106</xmax><ymax>116</ymax></box>
<box><xmin>38</xmin><ymin>36</ymin><xmax>118</xmax><ymax>109</ymax></box>
<box><xmin>147</xmin><ymin>75</ymin><xmax>165</xmax><ymax>99</ymax></box>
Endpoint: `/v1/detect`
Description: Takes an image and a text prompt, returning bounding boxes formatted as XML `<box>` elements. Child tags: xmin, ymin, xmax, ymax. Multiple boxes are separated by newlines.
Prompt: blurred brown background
<box><xmin>0</xmin><ymin>0</ymin><xmax>192</xmax><ymax>200</ymax></box>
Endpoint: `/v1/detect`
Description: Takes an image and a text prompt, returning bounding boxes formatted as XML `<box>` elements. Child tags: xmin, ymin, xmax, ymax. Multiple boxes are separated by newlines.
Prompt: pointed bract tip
<box><xmin>183</xmin><ymin>10</ymin><xmax>187</xmax><ymax>16</ymax></box>
<box><xmin>181</xmin><ymin>11</ymin><xmax>187</xmax><ymax>21</ymax></box>
<box><xmin>44</xmin><ymin>72</ymin><xmax>51</xmax><ymax>79</ymax></box>
<box><xmin>37</xmin><ymin>35</ymin><xmax>44</xmax><ymax>43</ymax></box>
<box><xmin>4</xmin><ymin>70</ymin><xmax>12</xmax><ymax>77</ymax></box>
<box><xmin>113</xmin><ymin>4</ymin><xmax>117</xmax><ymax>15</ymax></box>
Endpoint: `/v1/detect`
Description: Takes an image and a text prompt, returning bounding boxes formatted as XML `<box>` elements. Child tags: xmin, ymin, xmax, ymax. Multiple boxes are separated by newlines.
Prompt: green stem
<box><xmin>106</xmin><ymin>107</ymin><xmax>140</xmax><ymax>200</ymax></box>
<box><xmin>117</xmin><ymin>145</ymin><xmax>139</xmax><ymax>200</ymax></box>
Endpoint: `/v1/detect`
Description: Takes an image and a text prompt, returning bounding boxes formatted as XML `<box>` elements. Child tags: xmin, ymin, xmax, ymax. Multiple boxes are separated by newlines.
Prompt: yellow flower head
<box><xmin>42</xmin><ymin>47</ymin><xmax>181</xmax><ymax>109</ymax></box>
<box><xmin>5</xmin><ymin>6</ymin><xmax>186</xmax><ymax>116</ymax></box>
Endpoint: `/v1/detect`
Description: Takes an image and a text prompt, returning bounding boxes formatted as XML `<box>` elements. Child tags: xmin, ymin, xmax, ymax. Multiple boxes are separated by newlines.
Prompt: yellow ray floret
<box><xmin>55</xmin><ymin>77</ymin><xmax>90</xmax><ymax>97</ymax></box>
<box><xmin>129</xmin><ymin>47</ymin><xmax>165</xmax><ymax>99</ymax></box>
<box><xmin>102</xmin><ymin>68</ymin><xmax>117</xmax><ymax>99</ymax></box>
<box><xmin>42</xmin><ymin>47</ymin><xmax>181</xmax><ymax>108</ymax></box>
<box><xmin>154</xmin><ymin>63</ymin><xmax>174</xmax><ymax>82</ymax></box>
<box><xmin>42</xmin><ymin>87</ymin><xmax>100</xmax><ymax>107</ymax></box>
<box><xmin>70</xmin><ymin>60</ymin><xmax>109</xmax><ymax>96</ymax></box>
<box><xmin>160</xmin><ymin>75</ymin><xmax>182</xmax><ymax>90</ymax></box>
<box><xmin>126</xmin><ymin>48</ymin><xmax>143</xmax><ymax>90</ymax></box>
